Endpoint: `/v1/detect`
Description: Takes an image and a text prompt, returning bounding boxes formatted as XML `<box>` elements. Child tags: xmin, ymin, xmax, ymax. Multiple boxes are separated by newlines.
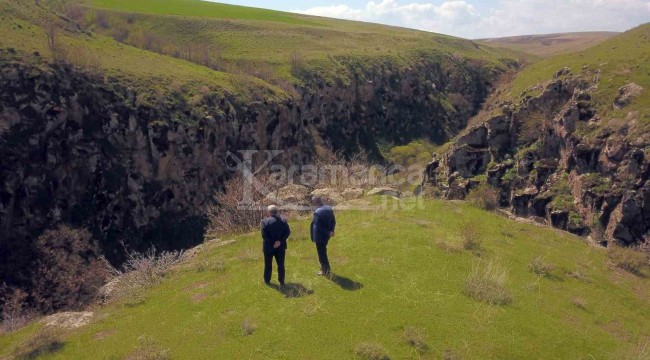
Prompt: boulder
<box><xmin>310</xmin><ymin>188</ymin><xmax>345</xmax><ymax>205</ymax></box>
<box><xmin>367</xmin><ymin>187</ymin><xmax>401</xmax><ymax>198</ymax></box>
<box><xmin>614</xmin><ymin>83</ymin><xmax>644</xmax><ymax>109</ymax></box>
<box><xmin>554</xmin><ymin>67</ymin><xmax>571</xmax><ymax>78</ymax></box>
<box><xmin>266</xmin><ymin>184</ymin><xmax>310</xmax><ymax>205</ymax></box>
<box><xmin>446</xmin><ymin>145</ymin><xmax>491</xmax><ymax>178</ymax></box>
<box><xmin>342</xmin><ymin>188</ymin><xmax>364</xmax><ymax>200</ymax></box>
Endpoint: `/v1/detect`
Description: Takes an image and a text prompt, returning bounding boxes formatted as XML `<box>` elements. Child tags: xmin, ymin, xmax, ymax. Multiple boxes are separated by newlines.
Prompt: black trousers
<box><xmin>263</xmin><ymin>248</ymin><xmax>286</xmax><ymax>285</ymax></box>
<box><xmin>316</xmin><ymin>242</ymin><xmax>331</xmax><ymax>273</ymax></box>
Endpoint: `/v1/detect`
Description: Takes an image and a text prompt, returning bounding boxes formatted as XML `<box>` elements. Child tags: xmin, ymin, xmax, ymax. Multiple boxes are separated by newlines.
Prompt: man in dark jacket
<box><xmin>261</xmin><ymin>205</ymin><xmax>291</xmax><ymax>286</ymax></box>
<box><xmin>310</xmin><ymin>196</ymin><xmax>336</xmax><ymax>276</ymax></box>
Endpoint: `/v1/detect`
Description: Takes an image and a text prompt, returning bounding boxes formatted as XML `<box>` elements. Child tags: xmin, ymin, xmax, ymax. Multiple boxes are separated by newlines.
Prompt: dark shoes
<box><xmin>317</xmin><ymin>270</ymin><xmax>332</xmax><ymax>278</ymax></box>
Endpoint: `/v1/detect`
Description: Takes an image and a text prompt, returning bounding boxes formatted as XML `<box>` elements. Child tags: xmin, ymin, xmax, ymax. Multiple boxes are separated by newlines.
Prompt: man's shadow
<box><xmin>267</xmin><ymin>283</ymin><xmax>314</xmax><ymax>298</ymax></box>
<box><xmin>328</xmin><ymin>274</ymin><xmax>363</xmax><ymax>291</ymax></box>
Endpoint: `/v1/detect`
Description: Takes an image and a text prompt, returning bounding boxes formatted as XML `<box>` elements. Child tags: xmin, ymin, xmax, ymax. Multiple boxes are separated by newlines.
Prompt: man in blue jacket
<box><xmin>310</xmin><ymin>196</ymin><xmax>336</xmax><ymax>276</ymax></box>
<box><xmin>261</xmin><ymin>205</ymin><xmax>291</xmax><ymax>286</ymax></box>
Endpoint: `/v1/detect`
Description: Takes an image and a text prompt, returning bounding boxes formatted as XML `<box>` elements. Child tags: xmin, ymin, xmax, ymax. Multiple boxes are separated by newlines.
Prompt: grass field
<box><xmin>480</xmin><ymin>32</ymin><xmax>618</xmax><ymax>57</ymax></box>
<box><xmin>1</xmin><ymin>198</ymin><xmax>648</xmax><ymax>359</ymax></box>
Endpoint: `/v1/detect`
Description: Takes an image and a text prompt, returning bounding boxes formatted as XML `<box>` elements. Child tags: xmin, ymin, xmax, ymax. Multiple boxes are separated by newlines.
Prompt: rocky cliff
<box><xmin>425</xmin><ymin>72</ymin><xmax>649</xmax><ymax>247</ymax></box>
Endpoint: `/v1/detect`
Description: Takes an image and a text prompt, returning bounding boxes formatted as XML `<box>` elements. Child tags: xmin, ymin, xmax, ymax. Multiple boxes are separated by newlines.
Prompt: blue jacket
<box><xmin>261</xmin><ymin>215</ymin><xmax>291</xmax><ymax>252</ymax></box>
<box><xmin>310</xmin><ymin>206</ymin><xmax>336</xmax><ymax>244</ymax></box>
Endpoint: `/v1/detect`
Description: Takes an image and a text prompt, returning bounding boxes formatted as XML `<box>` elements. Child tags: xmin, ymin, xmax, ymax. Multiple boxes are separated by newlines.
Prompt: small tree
<box><xmin>31</xmin><ymin>226</ymin><xmax>108</xmax><ymax>313</ymax></box>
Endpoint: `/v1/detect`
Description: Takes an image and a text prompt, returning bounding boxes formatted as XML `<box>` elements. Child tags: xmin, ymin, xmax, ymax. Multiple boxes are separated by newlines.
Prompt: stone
<box><xmin>266</xmin><ymin>184</ymin><xmax>310</xmax><ymax>205</ymax></box>
<box><xmin>367</xmin><ymin>187</ymin><xmax>401</xmax><ymax>198</ymax></box>
<box><xmin>614</xmin><ymin>83</ymin><xmax>644</xmax><ymax>109</ymax></box>
<box><xmin>42</xmin><ymin>312</ymin><xmax>94</xmax><ymax>329</ymax></box>
<box><xmin>342</xmin><ymin>188</ymin><xmax>364</xmax><ymax>200</ymax></box>
<box><xmin>310</xmin><ymin>188</ymin><xmax>345</xmax><ymax>205</ymax></box>
<box><xmin>554</xmin><ymin>67</ymin><xmax>571</xmax><ymax>78</ymax></box>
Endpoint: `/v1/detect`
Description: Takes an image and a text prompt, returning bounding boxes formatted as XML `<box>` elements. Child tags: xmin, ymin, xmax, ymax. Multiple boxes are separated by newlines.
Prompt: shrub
<box><xmin>528</xmin><ymin>256</ymin><xmax>555</xmax><ymax>277</ymax></box>
<box><xmin>31</xmin><ymin>226</ymin><xmax>109</xmax><ymax>313</ymax></box>
<box><xmin>435</xmin><ymin>240</ymin><xmax>462</xmax><ymax>253</ymax></box>
<box><xmin>464</xmin><ymin>261</ymin><xmax>512</xmax><ymax>305</ymax></box>
<box><xmin>571</xmin><ymin>297</ymin><xmax>587</xmax><ymax>310</ymax></box>
<box><xmin>241</xmin><ymin>317</ymin><xmax>257</xmax><ymax>336</ymax></box>
<box><xmin>354</xmin><ymin>342</ymin><xmax>390</xmax><ymax>360</ymax></box>
<box><xmin>0</xmin><ymin>286</ymin><xmax>32</xmax><ymax>334</ymax></box>
<box><xmin>104</xmin><ymin>247</ymin><xmax>184</xmax><ymax>303</ymax></box>
<box><xmin>126</xmin><ymin>335</ymin><xmax>170</xmax><ymax>360</ymax></box>
<box><xmin>385</xmin><ymin>140</ymin><xmax>437</xmax><ymax>168</ymax></box>
<box><xmin>207</xmin><ymin>176</ymin><xmax>268</xmax><ymax>235</ymax></box>
<box><xmin>12</xmin><ymin>326</ymin><xmax>64</xmax><ymax>359</ymax></box>
<box><xmin>403</xmin><ymin>326</ymin><xmax>427</xmax><ymax>352</ymax></box>
<box><xmin>608</xmin><ymin>245</ymin><xmax>648</xmax><ymax>275</ymax></box>
<box><xmin>195</xmin><ymin>257</ymin><xmax>226</xmax><ymax>273</ymax></box>
<box><xmin>465</xmin><ymin>183</ymin><xmax>500</xmax><ymax>211</ymax></box>
<box><xmin>462</xmin><ymin>223</ymin><xmax>483</xmax><ymax>257</ymax></box>
<box><xmin>621</xmin><ymin>338</ymin><xmax>650</xmax><ymax>360</ymax></box>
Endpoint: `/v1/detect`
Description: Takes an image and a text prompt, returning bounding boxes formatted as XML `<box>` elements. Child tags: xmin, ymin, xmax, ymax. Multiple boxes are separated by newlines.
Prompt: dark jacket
<box><xmin>310</xmin><ymin>205</ymin><xmax>336</xmax><ymax>244</ymax></box>
<box><xmin>261</xmin><ymin>215</ymin><xmax>291</xmax><ymax>252</ymax></box>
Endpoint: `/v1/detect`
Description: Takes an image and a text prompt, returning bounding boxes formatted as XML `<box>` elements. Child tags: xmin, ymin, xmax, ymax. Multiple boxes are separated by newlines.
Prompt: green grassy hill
<box><xmin>0</xmin><ymin>0</ymin><xmax>520</xmax><ymax>100</ymax></box>
<box><xmin>480</xmin><ymin>32</ymin><xmax>618</xmax><ymax>57</ymax></box>
<box><xmin>1</xmin><ymin>198</ymin><xmax>648</xmax><ymax>359</ymax></box>
<box><xmin>507</xmin><ymin>24</ymin><xmax>650</xmax><ymax>128</ymax></box>
<box><xmin>73</xmin><ymin>0</ymin><xmax>518</xmax><ymax>83</ymax></box>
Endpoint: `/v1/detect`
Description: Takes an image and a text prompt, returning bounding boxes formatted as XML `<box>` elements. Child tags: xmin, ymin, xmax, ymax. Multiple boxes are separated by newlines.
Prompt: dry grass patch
<box><xmin>12</xmin><ymin>326</ymin><xmax>64</xmax><ymax>360</ymax></box>
<box><xmin>435</xmin><ymin>240</ymin><xmax>463</xmax><ymax>253</ymax></box>
<box><xmin>464</xmin><ymin>261</ymin><xmax>512</xmax><ymax>306</ymax></box>
<box><xmin>403</xmin><ymin>326</ymin><xmax>428</xmax><ymax>352</ymax></box>
<box><xmin>462</xmin><ymin>223</ymin><xmax>484</xmax><ymax>257</ymax></box>
<box><xmin>237</xmin><ymin>248</ymin><xmax>261</xmax><ymax>262</ymax></box>
<box><xmin>126</xmin><ymin>336</ymin><xmax>170</xmax><ymax>360</ymax></box>
<box><xmin>528</xmin><ymin>256</ymin><xmax>555</xmax><ymax>277</ymax></box>
<box><xmin>241</xmin><ymin>317</ymin><xmax>257</xmax><ymax>336</ymax></box>
<box><xmin>354</xmin><ymin>342</ymin><xmax>390</xmax><ymax>360</ymax></box>
<box><xmin>619</xmin><ymin>337</ymin><xmax>650</xmax><ymax>360</ymax></box>
<box><xmin>195</xmin><ymin>257</ymin><xmax>226</xmax><ymax>273</ymax></box>
<box><xmin>572</xmin><ymin>297</ymin><xmax>588</xmax><ymax>310</ymax></box>
<box><xmin>608</xmin><ymin>246</ymin><xmax>649</xmax><ymax>276</ymax></box>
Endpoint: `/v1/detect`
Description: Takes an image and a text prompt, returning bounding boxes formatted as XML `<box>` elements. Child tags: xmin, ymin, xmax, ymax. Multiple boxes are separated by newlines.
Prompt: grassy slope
<box><xmin>457</xmin><ymin>24</ymin><xmax>650</xmax><ymax>140</ymax></box>
<box><xmin>508</xmin><ymin>24</ymin><xmax>650</xmax><ymax>120</ymax></box>
<box><xmin>1</xmin><ymin>199</ymin><xmax>648</xmax><ymax>359</ymax></box>
<box><xmin>79</xmin><ymin>0</ymin><xmax>518</xmax><ymax>81</ymax></box>
<box><xmin>481</xmin><ymin>32</ymin><xmax>618</xmax><ymax>57</ymax></box>
<box><xmin>86</xmin><ymin>0</ymin><xmax>318</xmax><ymax>25</ymax></box>
<box><xmin>0</xmin><ymin>0</ymin><xmax>289</xmax><ymax>99</ymax></box>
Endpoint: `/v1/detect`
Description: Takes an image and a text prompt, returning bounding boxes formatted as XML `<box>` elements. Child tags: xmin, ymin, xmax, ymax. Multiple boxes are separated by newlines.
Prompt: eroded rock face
<box><xmin>426</xmin><ymin>75</ymin><xmax>650</xmax><ymax>246</ymax></box>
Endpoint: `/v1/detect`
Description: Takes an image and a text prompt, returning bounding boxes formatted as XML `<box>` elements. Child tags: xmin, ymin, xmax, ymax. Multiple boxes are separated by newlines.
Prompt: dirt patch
<box><xmin>182</xmin><ymin>281</ymin><xmax>211</xmax><ymax>292</ymax></box>
<box><xmin>93</xmin><ymin>329</ymin><xmax>116</xmax><ymax>340</ymax></box>
<box><xmin>190</xmin><ymin>293</ymin><xmax>209</xmax><ymax>303</ymax></box>
<box><xmin>601</xmin><ymin>321</ymin><xmax>631</xmax><ymax>342</ymax></box>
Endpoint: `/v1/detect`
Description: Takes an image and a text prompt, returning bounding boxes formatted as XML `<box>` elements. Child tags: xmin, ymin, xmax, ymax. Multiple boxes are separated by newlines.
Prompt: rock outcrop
<box><xmin>425</xmin><ymin>75</ymin><xmax>649</xmax><ymax>247</ymax></box>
